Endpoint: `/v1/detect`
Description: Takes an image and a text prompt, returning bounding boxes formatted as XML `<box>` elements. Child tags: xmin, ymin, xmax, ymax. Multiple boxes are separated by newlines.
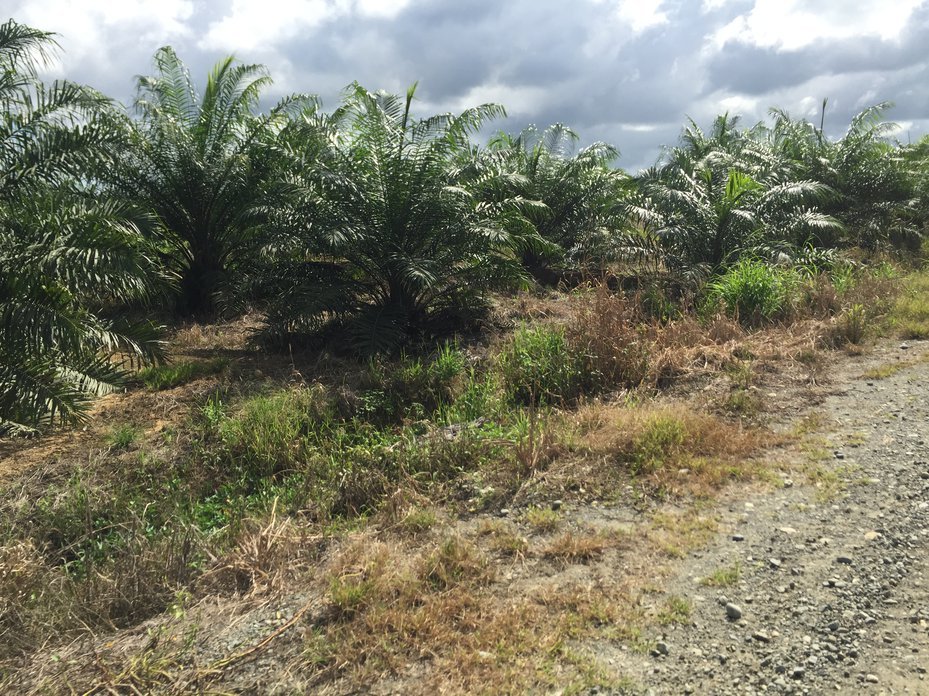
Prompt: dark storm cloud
<box><xmin>6</xmin><ymin>0</ymin><xmax>929</xmax><ymax>171</ymax></box>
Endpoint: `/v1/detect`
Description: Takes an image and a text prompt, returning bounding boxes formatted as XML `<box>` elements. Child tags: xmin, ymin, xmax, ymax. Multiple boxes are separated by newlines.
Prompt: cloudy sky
<box><xmin>5</xmin><ymin>0</ymin><xmax>929</xmax><ymax>170</ymax></box>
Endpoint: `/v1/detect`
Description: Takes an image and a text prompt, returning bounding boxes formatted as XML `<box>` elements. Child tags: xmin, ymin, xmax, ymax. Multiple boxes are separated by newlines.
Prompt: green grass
<box><xmin>106</xmin><ymin>423</ymin><xmax>142</xmax><ymax>450</ymax></box>
<box><xmin>137</xmin><ymin>358</ymin><xmax>229</xmax><ymax>390</ymax></box>
<box><xmin>890</xmin><ymin>270</ymin><xmax>929</xmax><ymax>339</ymax></box>
<box><xmin>861</xmin><ymin>353</ymin><xmax>929</xmax><ymax>380</ymax></box>
<box><xmin>656</xmin><ymin>595</ymin><xmax>692</xmax><ymax>625</ymax></box>
<box><xmin>707</xmin><ymin>259</ymin><xmax>799</xmax><ymax>324</ymax></box>
<box><xmin>631</xmin><ymin>414</ymin><xmax>686</xmax><ymax>475</ymax></box>
<box><xmin>524</xmin><ymin>506</ymin><xmax>562</xmax><ymax>533</ymax></box>
<box><xmin>358</xmin><ymin>344</ymin><xmax>466</xmax><ymax>424</ymax></box>
<box><xmin>498</xmin><ymin>325</ymin><xmax>587</xmax><ymax>405</ymax></box>
<box><xmin>700</xmin><ymin>563</ymin><xmax>741</xmax><ymax>587</ymax></box>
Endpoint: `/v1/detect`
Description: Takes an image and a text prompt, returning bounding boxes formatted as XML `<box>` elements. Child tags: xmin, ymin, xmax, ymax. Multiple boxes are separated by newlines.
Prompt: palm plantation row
<box><xmin>1</xmin><ymin>18</ymin><xmax>926</xmax><ymax>433</ymax></box>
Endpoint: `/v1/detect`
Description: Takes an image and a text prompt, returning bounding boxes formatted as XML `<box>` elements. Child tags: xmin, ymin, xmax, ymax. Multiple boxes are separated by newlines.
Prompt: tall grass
<box><xmin>707</xmin><ymin>259</ymin><xmax>799</xmax><ymax>324</ymax></box>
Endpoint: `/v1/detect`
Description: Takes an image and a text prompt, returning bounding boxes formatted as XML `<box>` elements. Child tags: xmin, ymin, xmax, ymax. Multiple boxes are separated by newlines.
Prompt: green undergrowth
<box><xmin>0</xmin><ymin>344</ymin><xmax>551</xmax><ymax>658</ymax></box>
<box><xmin>137</xmin><ymin>358</ymin><xmax>229</xmax><ymax>390</ymax></box>
<box><xmin>889</xmin><ymin>269</ymin><xmax>929</xmax><ymax>339</ymax></box>
<box><xmin>0</xmin><ymin>260</ymin><xmax>924</xmax><ymax>676</ymax></box>
<box><xmin>707</xmin><ymin>258</ymin><xmax>799</xmax><ymax>324</ymax></box>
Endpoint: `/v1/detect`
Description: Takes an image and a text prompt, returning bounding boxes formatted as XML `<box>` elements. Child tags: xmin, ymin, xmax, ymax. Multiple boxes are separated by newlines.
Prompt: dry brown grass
<box><xmin>543</xmin><ymin>530</ymin><xmax>615</xmax><ymax>564</ymax></box>
<box><xmin>570</xmin><ymin>401</ymin><xmax>772</xmax><ymax>498</ymax></box>
<box><xmin>565</xmin><ymin>284</ymin><xmax>652</xmax><ymax>388</ymax></box>
<box><xmin>476</xmin><ymin>519</ymin><xmax>530</xmax><ymax>558</ymax></box>
<box><xmin>197</xmin><ymin>507</ymin><xmax>320</xmax><ymax>596</ymax></box>
<box><xmin>647</xmin><ymin>509</ymin><xmax>720</xmax><ymax>559</ymax></box>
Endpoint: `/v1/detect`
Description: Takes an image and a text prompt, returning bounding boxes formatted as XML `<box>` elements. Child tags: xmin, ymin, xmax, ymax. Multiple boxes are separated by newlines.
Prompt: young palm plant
<box><xmin>0</xmin><ymin>20</ymin><xmax>164</xmax><ymax>433</ymax></box>
<box><xmin>476</xmin><ymin>123</ymin><xmax>626</xmax><ymax>282</ymax></box>
<box><xmin>118</xmin><ymin>47</ymin><xmax>313</xmax><ymax>317</ymax></box>
<box><xmin>762</xmin><ymin>104</ymin><xmax>917</xmax><ymax>250</ymax></box>
<box><xmin>628</xmin><ymin>117</ymin><xmax>842</xmax><ymax>275</ymax></box>
<box><xmin>261</xmin><ymin>83</ymin><xmax>544</xmax><ymax>353</ymax></box>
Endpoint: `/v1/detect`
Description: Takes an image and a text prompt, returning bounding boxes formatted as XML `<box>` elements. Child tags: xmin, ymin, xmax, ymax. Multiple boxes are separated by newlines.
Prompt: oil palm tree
<box><xmin>761</xmin><ymin>104</ymin><xmax>916</xmax><ymax>250</ymax></box>
<box><xmin>477</xmin><ymin>123</ymin><xmax>626</xmax><ymax>282</ymax></box>
<box><xmin>260</xmin><ymin>83</ymin><xmax>544</xmax><ymax>352</ymax></box>
<box><xmin>118</xmin><ymin>47</ymin><xmax>313</xmax><ymax>317</ymax></box>
<box><xmin>629</xmin><ymin>145</ymin><xmax>841</xmax><ymax>273</ymax></box>
<box><xmin>0</xmin><ymin>20</ymin><xmax>164</xmax><ymax>433</ymax></box>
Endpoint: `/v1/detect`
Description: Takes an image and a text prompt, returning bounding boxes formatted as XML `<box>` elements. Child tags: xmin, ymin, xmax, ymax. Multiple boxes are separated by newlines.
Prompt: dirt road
<box><xmin>620</xmin><ymin>341</ymin><xmax>929</xmax><ymax>695</ymax></box>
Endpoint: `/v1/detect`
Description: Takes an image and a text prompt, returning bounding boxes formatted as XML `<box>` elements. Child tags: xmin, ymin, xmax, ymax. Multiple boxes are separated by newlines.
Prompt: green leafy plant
<box><xmin>260</xmin><ymin>83</ymin><xmax>545</xmax><ymax>352</ymax></box>
<box><xmin>707</xmin><ymin>258</ymin><xmax>798</xmax><ymax>324</ymax></box>
<box><xmin>0</xmin><ymin>20</ymin><xmax>164</xmax><ymax>432</ymax></box>
<box><xmin>498</xmin><ymin>325</ymin><xmax>586</xmax><ymax>405</ymax></box>
<box><xmin>628</xmin><ymin>118</ymin><xmax>841</xmax><ymax>274</ymax></box>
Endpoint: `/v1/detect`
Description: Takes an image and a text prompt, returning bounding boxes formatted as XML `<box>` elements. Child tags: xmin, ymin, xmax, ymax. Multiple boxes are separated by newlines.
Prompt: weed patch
<box><xmin>700</xmin><ymin>562</ymin><xmax>742</xmax><ymax>587</ymax></box>
<box><xmin>889</xmin><ymin>270</ymin><xmax>929</xmax><ymax>338</ymax></box>
<box><xmin>577</xmin><ymin>404</ymin><xmax>768</xmax><ymax>497</ymax></box>
<box><xmin>708</xmin><ymin>259</ymin><xmax>799</xmax><ymax>325</ymax></box>
<box><xmin>498</xmin><ymin>325</ymin><xmax>587</xmax><ymax>405</ymax></box>
<box><xmin>137</xmin><ymin>358</ymin><xmax>229</xmax><ymax>390</ymax></box>
<box><xmin>106</xmin><ymin>423</ymin><xmax>142</xmax><ymax>450</ymax></box>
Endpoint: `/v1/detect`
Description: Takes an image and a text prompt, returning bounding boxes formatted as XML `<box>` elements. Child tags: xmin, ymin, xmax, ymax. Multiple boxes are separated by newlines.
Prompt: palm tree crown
<box><xmin>0</xmin><ymin>20</ymin><xmax>163</xmax><ymax>432</ymax></box>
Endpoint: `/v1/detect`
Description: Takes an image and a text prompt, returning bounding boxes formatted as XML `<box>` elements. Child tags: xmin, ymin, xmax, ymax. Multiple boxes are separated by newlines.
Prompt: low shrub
<box><xmin>358</xmin><ymin>344</ymin><xmax>466</xmax><ymax>423</ymax></box>
<box><xmin>890</xmin><ymin>270</ymin><xmax>929</xmax><ymax>339</ymax></box>
<box><xmin>498</xmin><ymin>325</ymin><xmax>587</xmax><ymax>405</ymax></box>
<box><xmin>565</xmin><ymin>283</ymin><xmax>651</xmax><ymax>389</ymax></box>
<box><xmin>707</xmin><ymin>259</ymin><xmax>798</xmax><ymax>324</ymax></box>
<box><xmin>215</xmin><ymin>385</ymin><xmax>335</xmax><ymax>477</ymax></box>
<box><xmin>829</xmin><ymin>303</ymin><xmax>868</xmax><ymax>346</ymax></box>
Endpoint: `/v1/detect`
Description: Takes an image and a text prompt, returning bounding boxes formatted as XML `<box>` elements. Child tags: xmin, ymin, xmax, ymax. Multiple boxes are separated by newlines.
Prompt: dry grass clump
<box><xmin>573</xmin><ymin>402</ymin><xmax>770</xmax><ymax>497</ymax></box>
<box><xmin>543</xmin><ymin>530</ymin><xmax>615</xmax><ymax>564</ymax></box>
<box><xmin>306</xmin><ymin>534</ymin><xmax>497</xmax><ymax>686</ymax></box>
<box><xmin>0</xmin><ymin>540</ymin><xmax>50</xmax><ymax>651</ymax></box>
<box><xmin>307</xmin><ymin>530</ymin><xmax>641</xmax><ymax>693</ymax></box>
<box><xmin>648</xmin><ymin>509</ymin><xmax>720</xmax><ymax>559</ymax></box>
<box><xmin>565</xmin><ymin>284</ymin><xmax>652</xmax><ymax>389</ymax></box>
<box><xmin>0</xmin><ymin>517</ymin><xmax>205</xmax><ymax>661</ymax></box>
<box><xmin>564</xmin><ymin>283</ymin><xmax>778</xmax><ymax>392</ymax></box>
<box><xmin>476</xmin><ymin>519</ymin><xmax>530</xmax><ymax>558</ymax></box>
<box><xmin>303</xmin><ymin>525</ymin><xmax>652</xmax><ymax>693</ymax></box>
<box><xmin>197</xmin><ymin>508</ymin><xmax>319</xmax><ymax>596</ymax></box>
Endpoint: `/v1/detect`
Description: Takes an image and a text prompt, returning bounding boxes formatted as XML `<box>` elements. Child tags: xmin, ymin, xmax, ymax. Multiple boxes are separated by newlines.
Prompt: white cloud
<box><xmin>719</xmin><ymin>94</ymin><xmax>759</xmax><ymax>113</ymax></box>
<box><xmin>711</xmin><ymin>0</ymin><xmax>928</xmax><ymax>51</ymax></box>
<box><xmin>440</xmin><ymin>83</ymin><xmax>551</xmax><ymax>118</ymax></box>
<box><xmin>621</xmin><ymin>123</ymin><xmax>662</xmax><ymax>132</ymax></box>
<box><xmin>201</xmin><ymin>0</ymin><xmax>335</xmax><ymax>52</ymax></box>
<box><xmin>9</xmin><ymin>0</ymin><xmax>194</xmax><ymax>69</ymax></box>
<box><xmin>702</xmin><ymin>0</ymin><xmax>734</xmax><ymax>12</ymax></box>
<box><xmin>616</xmin><ymin>0</ymin><xmax>668</xmax><ymax>32</ymax></box>
<box><xmin>201</xmin><ymin>0</ymin><xmax>413</xmax><ymax>52</ymax></box>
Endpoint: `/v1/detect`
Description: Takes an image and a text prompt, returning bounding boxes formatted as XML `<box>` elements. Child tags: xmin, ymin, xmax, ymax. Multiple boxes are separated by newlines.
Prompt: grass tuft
<box><xmin>890</xmin><ymin>270</ymin><xmax>929</xmax><ymax>339</ymax></box>
<box><xmin>700</xmin><ymin>562</ymin><xmax>741</xmax><ymax>587</ymax></box>
<box><xmin>106</xmin><ymin>423</ymin><xmax>142</xmax><ymax>450</ymax></box>
<box><xmin>137</xmin><ymin>358</ymin><xmax>229</xmax><ymax>390</ymax></box>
